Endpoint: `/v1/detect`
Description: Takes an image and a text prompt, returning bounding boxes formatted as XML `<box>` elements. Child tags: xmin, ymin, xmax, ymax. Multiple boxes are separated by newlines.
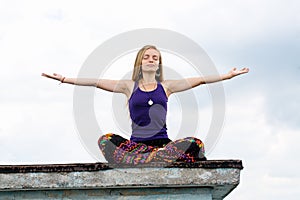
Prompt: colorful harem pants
<box><xmin>98</xmin><ymin>133</ymin><xmax>206</xmax><ymax>165</ymax></box>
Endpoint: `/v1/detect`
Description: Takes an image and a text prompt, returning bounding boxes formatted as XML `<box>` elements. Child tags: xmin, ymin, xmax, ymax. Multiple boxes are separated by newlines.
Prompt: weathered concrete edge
<box><xmin>0</xmin><ymin>160</ymin><xmax>243</xmax><ymax>199</ymax></box>
<box><xmin>0</xmin><ymin>168</ymin><xmax>241</xmax><ymax>190</ymax></box>
<box><xmin>0</xmin><ymin>160</ymin><xmax>243</xmax><ymax>173</ymax></box>
<box><xmin>0</xmin><ymin>187</ymin><xmax>214</xmax><ymax>200</ymax></box>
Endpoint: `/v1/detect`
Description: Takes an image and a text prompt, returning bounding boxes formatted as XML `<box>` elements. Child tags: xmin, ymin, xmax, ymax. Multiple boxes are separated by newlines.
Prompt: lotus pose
<box><xmin>42</xmin><ymin>45</ymin><xmax>249</xmax><ymax>164</ymax></box>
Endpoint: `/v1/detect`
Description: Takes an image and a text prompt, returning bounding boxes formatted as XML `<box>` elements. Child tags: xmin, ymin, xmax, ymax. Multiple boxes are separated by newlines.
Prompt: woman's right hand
<box><xmin>41</xmin><ymin>73</ymin><xmax>65</xmax><ymax>82</ymax></box>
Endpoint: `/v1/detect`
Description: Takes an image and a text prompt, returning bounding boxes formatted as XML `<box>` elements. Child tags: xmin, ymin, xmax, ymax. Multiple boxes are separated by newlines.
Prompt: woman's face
<box><xmin>141</xmin><ymin>48</ymin><xmax>160</xmax><ymax>72</ymax></box>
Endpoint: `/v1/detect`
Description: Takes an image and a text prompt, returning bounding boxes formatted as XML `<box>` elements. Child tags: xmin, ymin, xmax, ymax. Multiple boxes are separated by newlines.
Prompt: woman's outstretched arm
<box><xmin>163</xmin><ymin>67</ymin><xmax>249</xmax><ymax>96</ymax></box>
<box><xmin>41</xmin><ymin>73</ymin><xmax>133</xmax><ymax>96</ymax></box>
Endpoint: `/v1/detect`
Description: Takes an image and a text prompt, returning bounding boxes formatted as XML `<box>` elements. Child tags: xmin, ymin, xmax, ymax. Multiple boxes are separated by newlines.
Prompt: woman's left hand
<box><xmin>228</xmin><ymin>67</ymin><xmax>249</xmax><ymax>78</ymax></box>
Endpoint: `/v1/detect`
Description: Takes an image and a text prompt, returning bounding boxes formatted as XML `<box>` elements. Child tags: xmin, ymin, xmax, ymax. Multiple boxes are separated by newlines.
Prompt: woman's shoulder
<box><xmin>160</xmin><ymin>80</ymin><xmax>172</xmax><ymax>98</ymax></box>
<box><xmin>120</xmin><ymin>79</ymin><xmax>135</xmax><ymax>84</ymax></box>
<box><xmin>118</xmin><ymin>80</ymin><xmax>135</xmax><ymax>98</ymax></box>
<box><xmin>161</xmin><ymin>80</ymin><xmax>175</xmax><ymax>89</ymax></box>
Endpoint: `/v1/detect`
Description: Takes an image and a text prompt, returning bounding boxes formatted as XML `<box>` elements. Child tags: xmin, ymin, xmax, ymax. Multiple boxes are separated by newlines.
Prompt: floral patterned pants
<box><xmin>98</xmin><ymin>133</ymin><xmax>206</xmax><ymax>165</ymax></box>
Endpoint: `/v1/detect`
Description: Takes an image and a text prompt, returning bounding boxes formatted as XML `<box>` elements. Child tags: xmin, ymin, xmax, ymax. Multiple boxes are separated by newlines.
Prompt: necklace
<box><xmin>140</xmin><ymin>81</ymin><xmax>156</xmax><ymax>106</ymax></box>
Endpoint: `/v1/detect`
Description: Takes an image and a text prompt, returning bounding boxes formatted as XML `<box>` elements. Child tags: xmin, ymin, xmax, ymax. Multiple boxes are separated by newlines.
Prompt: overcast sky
<box><xmin>0</xmin><ymin>0</ymin><xmax>299</xmax><ymax>199</ymax></box>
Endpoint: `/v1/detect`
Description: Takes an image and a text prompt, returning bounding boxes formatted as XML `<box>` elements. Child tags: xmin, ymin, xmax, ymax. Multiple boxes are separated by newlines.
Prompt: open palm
<box><xmin>41</xmin><ymin>73</ymin><xmax>64</xmax><ymax>82</ymax></box>
<box><xmin>229</xmin><ymin>67</ymin><xmax>249</xmax><ymax>78</ymax></box>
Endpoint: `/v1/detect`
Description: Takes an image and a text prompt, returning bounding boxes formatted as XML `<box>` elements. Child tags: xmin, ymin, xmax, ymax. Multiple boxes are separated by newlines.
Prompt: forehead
<box><xmin>144</xmin><ymin>48</ymin><xmax>160</xmax><ymax>56</ymax></box>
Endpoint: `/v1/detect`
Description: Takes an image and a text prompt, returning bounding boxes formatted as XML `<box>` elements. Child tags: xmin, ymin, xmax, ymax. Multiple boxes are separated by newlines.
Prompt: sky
<box><xmin>0</xmin><ymin>0</ymin><xmax>299</xmax><ymax>199</ymax></box>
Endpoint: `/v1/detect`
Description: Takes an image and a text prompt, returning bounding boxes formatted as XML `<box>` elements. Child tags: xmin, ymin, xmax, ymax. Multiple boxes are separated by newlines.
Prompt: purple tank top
<box><xmin>128</xmin><ymin>82</ymin><xmax>169</xmax><ymax>142</ymax></box>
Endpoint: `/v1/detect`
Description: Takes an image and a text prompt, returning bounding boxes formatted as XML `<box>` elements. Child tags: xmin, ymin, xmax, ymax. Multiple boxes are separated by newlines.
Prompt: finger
<box><xmin>243</xmin><ymin>68</ymin><xmax>249</xmax><ymax>72</ymax></box>
<box><xmin>241</xmin><ymin>68</ymin><xmax>249</xmax><ymax>74</ymax></box>
<box><xmin>42</xmin><ymin>73</ymin><xmax>52</xmax><ymax>78</ymax></box>
<box><xmin>43</xmin><ymin>74</ymin><xmax>59</xmax><ymax>80</ymax></box>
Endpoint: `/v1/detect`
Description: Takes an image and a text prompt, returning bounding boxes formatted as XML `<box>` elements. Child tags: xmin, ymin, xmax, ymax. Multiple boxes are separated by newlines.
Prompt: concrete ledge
<box><xmin>0</xmin><ymin>160</ymin><xmax>243</xmax><ymax>173</ymax></box>
<box><xmin>0</xmin><ymin>160</ymin><xmax>243</xmax><ymax>200</ymax></box>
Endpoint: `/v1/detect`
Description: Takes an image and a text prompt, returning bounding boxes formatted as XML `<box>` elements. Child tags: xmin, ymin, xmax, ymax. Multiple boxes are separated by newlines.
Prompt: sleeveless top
<box><xmin>128</xmin><ymin>81</ymin><xmax>169</xmax><ymax>142</ymax></box>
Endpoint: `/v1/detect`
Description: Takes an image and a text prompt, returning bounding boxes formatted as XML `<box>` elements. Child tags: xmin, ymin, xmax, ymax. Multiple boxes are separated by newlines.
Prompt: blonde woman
<box><xmin>42</xmin><ymin>45</ymin><xmax>249</xmax><ymax>164</ymax></box>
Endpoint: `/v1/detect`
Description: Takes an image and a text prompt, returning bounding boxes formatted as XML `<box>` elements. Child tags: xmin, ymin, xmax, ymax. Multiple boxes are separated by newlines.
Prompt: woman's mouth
<box><xmin>146</xmin><ymin>64</ymin><xmax>156</xmax><ymax>67</ymax></box>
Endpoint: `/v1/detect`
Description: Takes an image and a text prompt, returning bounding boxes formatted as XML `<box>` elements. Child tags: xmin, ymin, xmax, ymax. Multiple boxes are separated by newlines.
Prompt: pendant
<box><xmin>148</xmin><ymin>99</ymin><xmax>153</xmax><ymax>106</ymax></box>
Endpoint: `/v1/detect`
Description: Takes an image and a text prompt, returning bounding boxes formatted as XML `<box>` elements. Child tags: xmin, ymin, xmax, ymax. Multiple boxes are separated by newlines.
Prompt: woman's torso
<box><xmin>128</xmin><ymin>81</ymin><xmax>169</xmax><ymax>142</ymax></box>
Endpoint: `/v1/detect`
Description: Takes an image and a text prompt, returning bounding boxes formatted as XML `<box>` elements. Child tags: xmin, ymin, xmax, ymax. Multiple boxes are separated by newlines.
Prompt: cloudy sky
<box><xmin>0</xmin><ymin>0</ymin><xmax>299</xmax><ymax>199</ymax></box>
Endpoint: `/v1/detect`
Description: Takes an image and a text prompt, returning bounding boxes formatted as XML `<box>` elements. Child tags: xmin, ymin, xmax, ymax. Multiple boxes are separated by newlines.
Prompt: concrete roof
<box><xmin>0</xmin><ymin>160</ymin><xmax>243</xmax><ymax>200</ymax></box>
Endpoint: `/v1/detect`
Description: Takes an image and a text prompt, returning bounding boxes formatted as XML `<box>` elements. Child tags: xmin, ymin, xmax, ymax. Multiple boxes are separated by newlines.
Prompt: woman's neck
<box><xmin>141</xmin><ymin>73</ymin><xmax>156</xmax><ymax>84</ymax></box>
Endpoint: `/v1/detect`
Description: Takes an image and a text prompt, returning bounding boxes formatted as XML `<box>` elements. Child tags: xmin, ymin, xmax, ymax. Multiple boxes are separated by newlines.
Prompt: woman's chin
<box><xmin>142</xmin><ymin>69</ymin><xmax>157</xmax><ymax>73</ymax></box>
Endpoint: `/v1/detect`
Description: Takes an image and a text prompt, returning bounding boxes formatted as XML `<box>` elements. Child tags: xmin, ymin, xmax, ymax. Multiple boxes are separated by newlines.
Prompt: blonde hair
<box><xmin>131</xmin><ymin>45</ymin><xmax>164</xmax><ymax>82</ymax></box>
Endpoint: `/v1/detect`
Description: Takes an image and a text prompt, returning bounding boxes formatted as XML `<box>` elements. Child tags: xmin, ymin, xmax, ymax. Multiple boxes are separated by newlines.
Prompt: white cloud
<box><xmin>210</xmin><ymin>89</ymin><xmax>300</xmax><ymax>199</ymax></box>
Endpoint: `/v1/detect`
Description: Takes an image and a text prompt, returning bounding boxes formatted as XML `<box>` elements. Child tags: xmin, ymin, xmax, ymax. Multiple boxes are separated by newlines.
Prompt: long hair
<box><xmin>131</xmin><ymin>45</ymin><xmax>164</xmax><ymax>82</ymax></box>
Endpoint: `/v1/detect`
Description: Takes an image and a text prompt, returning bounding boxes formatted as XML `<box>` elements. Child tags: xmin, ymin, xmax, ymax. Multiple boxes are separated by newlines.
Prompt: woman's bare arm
<box><xmin>41</xmin><ymin>73</ymin><xmax>133</xmax><ymax>96</ymax></box>
<box><xmin>162</xmin><ymin>67</ymin><xmax>249</xmax><ymax>96</ymax></box>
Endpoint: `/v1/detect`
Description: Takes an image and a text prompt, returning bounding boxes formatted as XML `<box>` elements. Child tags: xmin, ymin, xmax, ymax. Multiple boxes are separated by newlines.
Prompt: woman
<box><xmin>42</xmin><ymin>45</ymin><xmax>249</xmax><ymax>165</ymax></box>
